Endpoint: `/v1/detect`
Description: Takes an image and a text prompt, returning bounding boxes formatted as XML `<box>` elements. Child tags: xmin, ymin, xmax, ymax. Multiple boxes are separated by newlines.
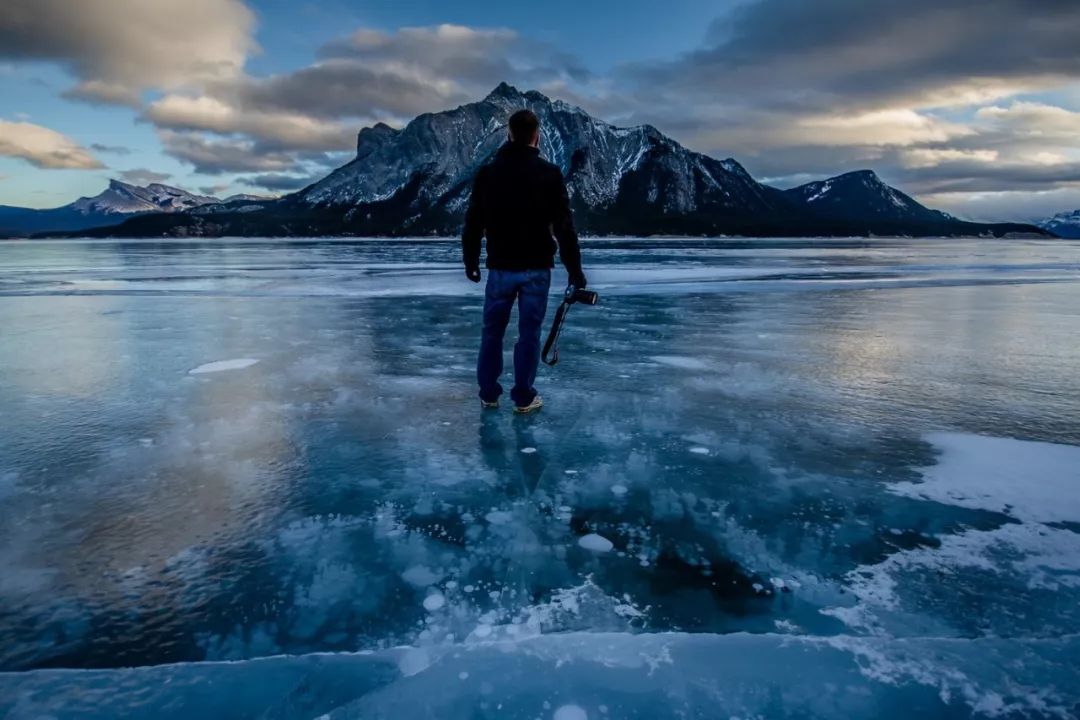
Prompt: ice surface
<box><xmin>1</xmin><ymin>237</ymin><xmax>1079</xmax><ymax>717</ymax></box>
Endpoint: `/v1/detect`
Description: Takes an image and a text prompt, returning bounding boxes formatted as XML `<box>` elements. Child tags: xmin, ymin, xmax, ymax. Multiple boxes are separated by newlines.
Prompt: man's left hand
<box><xmin>466</xmin><ymin>267</ymin><xmax>481</xmax><ymax>283</ymax></box>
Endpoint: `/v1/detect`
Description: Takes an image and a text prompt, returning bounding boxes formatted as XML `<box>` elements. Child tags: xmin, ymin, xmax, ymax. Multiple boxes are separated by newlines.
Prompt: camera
<box><xmin>565</xmin><ymin>285</ymin><xmax>599</xmax><ymax>305</ymax></box>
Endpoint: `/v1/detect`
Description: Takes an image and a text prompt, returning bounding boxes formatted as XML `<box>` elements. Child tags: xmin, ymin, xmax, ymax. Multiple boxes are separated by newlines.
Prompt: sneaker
<box><xmin>513</xmin><ymin>395</ymin><xmax>543</xmax><ymax>415</ymax></box>
<box><xmin>480</xmin><ymin>399</ymin><xmax>499</xmax><ymax>409</ymax></box>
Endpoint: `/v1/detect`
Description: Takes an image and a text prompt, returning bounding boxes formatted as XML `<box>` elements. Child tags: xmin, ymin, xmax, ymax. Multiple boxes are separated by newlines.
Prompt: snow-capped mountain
<box><xmin>32</xmin><ymin>84</ymin><xmax>1051</xmax><ymax>239</ymax></box>
<box><xmin>1039</xmin><ymin>209</ymin><xmax>1080</xmax><ymax>238</ymax></box>
<box><xmin>70</xmin><ymin>180</ymin><xmax>218</xmax><ymax>215</ymax></box>
<box><xmin>0</xmin><ymin>180</ymin><xmax>220</xmax><ymax>236</ymax></box>
<box><xmin>293</xmin><ymin>82</ymin><xmax>795</xmax><ymax>235</ymax></box>
<box><xmin>785</xmin><ymin>170</ymin><xmax>952</xmax><ymax>228</ymax></box>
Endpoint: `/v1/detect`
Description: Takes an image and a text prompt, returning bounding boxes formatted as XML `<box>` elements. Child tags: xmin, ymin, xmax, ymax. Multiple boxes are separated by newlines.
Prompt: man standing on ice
<box><xmin>462</xmin><ymin>109</ymin><xmax>587</xmax><ymax>414</ymax></box>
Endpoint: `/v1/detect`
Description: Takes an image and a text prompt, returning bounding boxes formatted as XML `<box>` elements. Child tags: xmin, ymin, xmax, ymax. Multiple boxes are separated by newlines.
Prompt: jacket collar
<box><xmin>496</xmin><ymin>141</ymin><xmax>540</xmax><ymax>158</ymax></box>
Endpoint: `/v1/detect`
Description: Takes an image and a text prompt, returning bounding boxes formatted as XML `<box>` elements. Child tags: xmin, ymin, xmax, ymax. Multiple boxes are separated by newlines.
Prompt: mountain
<box><xmin>0</xmin><ymin>180</ymin><xmax>219</xmax><ymax>236</ymax></box>
<box><xmin>287</xmin><ymin>81</ymin><xmax>800</xmax><ymax>236</ymax></box>
<box><xmin>32</xmin><ymin>84</ymin><xmax>1052</xmax><ymax>239</ymax></box>
<box><xmin>786</xmin><ymin>170</ymin><xmax>952</xmax><ymax>225</ymax></box>
<box><xmin>1039</xmin><ymin>209</ymin><xmax>1080</xmax><ymax>239</ymax></box>
<box><xmin>783</xmin><ymin>170</ymin><xmax>1048</xmax><ymax>237</ymax></box>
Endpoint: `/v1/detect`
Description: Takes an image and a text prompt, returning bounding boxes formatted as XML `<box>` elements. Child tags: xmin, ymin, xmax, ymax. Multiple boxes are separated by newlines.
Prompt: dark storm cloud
<box><xmin>627</xmin><ymin>0</ymin><xmax>1080</xmax><ymax>113</ymax></box>
<box><xmin>214</xmin><ymin>24</ymin><xmax>591</xmax><ymax>124</ymax></box>
<box><xmin>897</xmin><ymin>160</ymin><xmax>1080</xmax><ymax>195</ymax></box>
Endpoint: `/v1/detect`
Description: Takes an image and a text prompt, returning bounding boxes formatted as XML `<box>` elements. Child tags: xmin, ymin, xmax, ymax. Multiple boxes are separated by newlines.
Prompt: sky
<box><xmin>1</xmin><ymin>0</ymin><xmax>1079</xmax><ymax>222</ymax></box>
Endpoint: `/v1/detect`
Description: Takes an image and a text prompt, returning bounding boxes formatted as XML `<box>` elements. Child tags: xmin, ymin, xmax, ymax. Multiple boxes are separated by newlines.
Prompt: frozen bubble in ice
<box><xmin>689</xmin><ymin>446</ymin><xmax>709</xmax><ymax>455</ymax></box>
<box><xmin>564</xmin><ymin>469</ymin><xmax>578</xmax><ymax>475</ymax></box>
<box><xmin>463</xmin><ymin>585</ymin><xmax>475</xmax><ymax>593</ymax></box>
<box><xmin>445</xmin><ymin>580</ymin><xmax>458</xmax><ymax>590</ymax></box>
<box><xmin>402</xmin><ymin>565</ymin><xmax>442</xmax><ymax>587</ymax></box>
<box><xmin>138</xmin><ymin>438</ymin><xmax>153</xmax><ymax>447</ymax></box>
<box><xmin>521</xmin><ymin>447</ymin><xmax>537</xmax><ymax>454</ymax></box>
<box><xmin>459</xmin><ymin>671</ymin><xmax>469</xmax><ymax>680</ymax></box>
<box><xmin>423</xmin><ymin>593</ymin><xmax>446</xmax><ymax>611</ymax></box>
<box><xmin>473</xmin><ymin>623</ymin><xmax>493</xmax><ymax>638</ymax></box>
<box><xmin>610</xmin><ymin>484</ymin><xmax>628</xmax><ymax>496</ymax></box>
<box><xmin>398</xmin><ymin>647</ymin><xmax>430</xmax><ymax>677</ymax></box>
<box><xmin>485</xmin><ymin>510</ymin><xmax>513</xmax><ymax>525</ymax></box>
<box><xmin>752</xmin><ymin>582</ymin><xmax>764</xmax><ymax>593</ymax></box>
<box><xmin>188</xmin><ymin>358</ymin><xmax>259</xmax><ymax>374</ymax></box>
<box><xmin>554</xmin><ymin>705</ymin><xmax>588</xmax><ymax>720</ymax></box>
<box><xmin>578</xmin><ymin>534</ymin><xmax>614</xmax><ymax>553</ymax></box>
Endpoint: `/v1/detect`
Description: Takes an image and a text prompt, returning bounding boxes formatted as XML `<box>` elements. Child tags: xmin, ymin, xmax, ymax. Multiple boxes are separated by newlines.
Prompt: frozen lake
<box><xmin>1</xmin><ymin>237</ymin><xmax>1079</xmax><ymax>718</ymax></box>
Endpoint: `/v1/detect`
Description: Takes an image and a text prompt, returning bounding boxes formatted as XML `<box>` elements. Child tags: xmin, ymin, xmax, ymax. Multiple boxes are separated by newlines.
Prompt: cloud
<box><xmin>141</xmin><ymin>23</ymin><xmax>589</xmax><ymax>153</ymax></box>
<box><xmin>901</xmin><ymin>148</ymin><xmax>1000</xmax><ymax>169</ymax></box>
<box><xmin>157</xmin><ymin>130</ymin><xmax>298</xmax><ymax>174</ymax></box>
<box><xmin>90</xmin><ymin>143</ymin><xmax>131</xmax><ymax>155</ymax></box>
<box><xmin>923</xmin><ymin>188</ymin><xmax>1080</xmax><ymax>223</ymax></box>
<box><xmin>199</xmin><ymin>183</ymin><xmax>231</xmax><ymax>196</ymax></box>
<box><xmin>238</xmin><ymin>174</ymin><xmax>315</xmax><ymax>191</ymax></box>
<box><xmin>144</xmin><ymin>94</ymin><xmax>354</xmax><ymax>151</ymax></box>
<box><xmin>0</xmin><ymin>0</ymin><xmax>255</xmax><ymax>105</ymax></box>
<box><xmin>0</xmin><ymin>120</ymin><xmax>104</xmax><ymax>169</ymax></box>
<box><xmin>118</xmin><ymin>168</ymin><xmax>172</xmax><ymax>185</ymax></box>
<box><xmin>627</xmin><ymin>0</ymin><xmax>1080</xmax><ymax>117</ymax></box>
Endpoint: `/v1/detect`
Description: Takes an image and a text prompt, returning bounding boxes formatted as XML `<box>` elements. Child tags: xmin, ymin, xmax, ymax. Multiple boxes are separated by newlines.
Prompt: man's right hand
<box><xmin>466</xmin><ymin>267</ymin><xmax>481</xmax><ymax>283</ymax></box>
<box><xmin>569</xmin><ymin>271</ymin><xmax>587</xmax><ymax>289</ymax></box>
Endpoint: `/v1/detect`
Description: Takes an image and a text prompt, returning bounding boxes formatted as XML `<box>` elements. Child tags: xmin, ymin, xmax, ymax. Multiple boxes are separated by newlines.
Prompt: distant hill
<box><xmin>21</xmin><ymin>84</ymin><xmax>1053</xmax><ymax>240</ymax></box>
<box><xmin>1039</xmin><ymin>209</ymin><xmax>1080</xmax><ymax>239</ymax></box>
<box><xmin>0</xmin><ymin>180</ymin><xmax>222</xmax><ymax>237</ymax></box>
<box><xmin>781</xmin><ymin>170</ymin><xmax>1041</xmax><ymax>237</ymax></box>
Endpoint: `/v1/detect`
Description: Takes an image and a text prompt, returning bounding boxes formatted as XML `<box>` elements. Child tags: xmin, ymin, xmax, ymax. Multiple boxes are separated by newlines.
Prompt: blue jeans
<box><xmin>478</xmin><ymin>269</ymin><xmax>552</xmax><ymax>406</ymax></box>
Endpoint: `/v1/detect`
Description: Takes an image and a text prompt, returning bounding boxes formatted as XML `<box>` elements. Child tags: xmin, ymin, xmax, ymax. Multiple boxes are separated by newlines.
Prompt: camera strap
<box><xmin>541</xmin><ymin>298</ymin><xmax>573</xmax><ymax>366</ymax></box>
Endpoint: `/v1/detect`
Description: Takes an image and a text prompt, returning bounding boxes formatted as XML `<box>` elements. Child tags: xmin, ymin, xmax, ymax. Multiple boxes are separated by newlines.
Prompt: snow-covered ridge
<box><xmin>1040</xmin><ymin>209</ymin><xmax>1080</xmax><ymax>238</ymax></box>
<box><xmin>70</xmin><ymin>180</ymin><xmax>220</xmax><ymax>216</ymax></box>
<box><xmin>295</xmin><ymin>82</ymin><xmax>774</xmax><ymax>217</ymax></box>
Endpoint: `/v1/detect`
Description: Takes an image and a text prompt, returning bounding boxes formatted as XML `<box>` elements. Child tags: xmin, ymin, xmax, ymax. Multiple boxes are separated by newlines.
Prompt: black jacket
<box><xmin>462</xmin><ymin>142</ymin><xmax>583</xmax><ymax>281</ymax></box>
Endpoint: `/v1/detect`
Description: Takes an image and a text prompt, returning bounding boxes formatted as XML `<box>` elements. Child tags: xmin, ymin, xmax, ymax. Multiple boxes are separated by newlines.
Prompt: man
<box><xmin>462</xmin><ymin>108</ymin><xmax>586</xmax><ymax>414</ymax></box>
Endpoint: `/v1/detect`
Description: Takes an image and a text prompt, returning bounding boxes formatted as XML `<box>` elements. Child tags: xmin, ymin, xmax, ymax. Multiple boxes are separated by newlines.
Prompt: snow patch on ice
<box><xmin>188</xmin><ymin>358</ymin><xmax>259</xmax><ymax>374</ymax></box>
<box><xmin>648</xmin><ymin>355</ymin><xmax>709</xmax><ymax>370</ymax></box>
<box><xmin>891</xmin><ymin>433</ymin><xmax>1080</xmax><ymax>523</ymax></box>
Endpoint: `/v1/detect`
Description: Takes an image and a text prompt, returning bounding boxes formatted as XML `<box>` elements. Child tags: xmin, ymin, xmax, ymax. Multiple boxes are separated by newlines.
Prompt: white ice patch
<box><xmin>825</xmin><ymin>433</ymin><xmax>1080</xmax><ymax>632</ymax></box>
<box><xmin>891</xmin><ymin>433</ymin><xmax>1080</xmax><ymax>523</ymax></box>
<box><xmin>578</xmin><ymin>534</ymin><xmax>614</xmax><ymax>553</ymax></box>
<box><xmin>188</xmin><ymin>358</ymin><xmax>259</xmax><ymax>374</ymax></box>
<box><xmin>648</xmin><ymin>355</ymin><xmax>709</xmax><ymax>370</ymax></box>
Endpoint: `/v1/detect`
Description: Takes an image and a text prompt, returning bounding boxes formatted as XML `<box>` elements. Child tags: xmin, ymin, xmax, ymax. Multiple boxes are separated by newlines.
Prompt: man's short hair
<box><xmin>508</xmin><ymin>109</ymin><xmax>540</xmax><ymax>144</ymax></box>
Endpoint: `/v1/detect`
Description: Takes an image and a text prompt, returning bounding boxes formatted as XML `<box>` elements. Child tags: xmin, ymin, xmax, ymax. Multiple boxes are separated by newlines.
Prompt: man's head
<box><xmin>508</xmin><ymin>109</ymin><xmax>540</xmax><ymax>147</ymax></box>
